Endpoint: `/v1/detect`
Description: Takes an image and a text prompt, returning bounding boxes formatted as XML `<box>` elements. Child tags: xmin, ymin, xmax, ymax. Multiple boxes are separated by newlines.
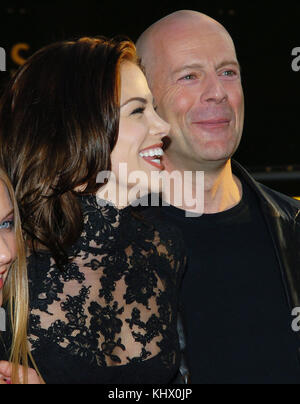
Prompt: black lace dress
<box><xmin>26</xmin><ymin>195</ymin><xmax>186</xmax><ymax>384</ymax></box>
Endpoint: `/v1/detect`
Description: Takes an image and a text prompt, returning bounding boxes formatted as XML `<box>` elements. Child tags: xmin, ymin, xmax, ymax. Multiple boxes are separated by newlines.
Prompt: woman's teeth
<box><xmin>139</xmin><ymin>148</ymin><xmax>164</xmax><ymax>158</ymax></box>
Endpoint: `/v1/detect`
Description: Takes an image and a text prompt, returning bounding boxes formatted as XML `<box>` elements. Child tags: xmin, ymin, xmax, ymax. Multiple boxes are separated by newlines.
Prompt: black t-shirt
<box><xmin>160</xmin><ymin>179</ymin><xmax>300</xmax><ymax>384</ymax></box>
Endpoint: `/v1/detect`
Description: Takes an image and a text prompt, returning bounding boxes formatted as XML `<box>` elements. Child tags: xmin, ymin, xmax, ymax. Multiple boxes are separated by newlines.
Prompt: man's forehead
<box><xmin>156</xmin><ymin>29</ymin><xmax>237</xmax><ymax>68</ymax></box>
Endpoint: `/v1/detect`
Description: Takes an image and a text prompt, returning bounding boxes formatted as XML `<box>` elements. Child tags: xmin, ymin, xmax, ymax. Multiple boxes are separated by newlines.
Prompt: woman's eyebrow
<box><xmin>0</xmin><ymin>208</ymin><xmax>14</xmax><ymax>222</ymax></box>
<box><xmin>121</xmin><ymin>97</ymin><xmax>147</xmax><ymax>108</ymax></box>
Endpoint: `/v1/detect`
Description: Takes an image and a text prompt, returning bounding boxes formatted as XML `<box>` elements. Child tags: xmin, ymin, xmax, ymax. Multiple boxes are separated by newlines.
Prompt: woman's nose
<box><xmin>150</xmin><ymin>113</ymin><xmax>171</xmax><ymax>138</ymax></box>
<box><xmin>0</xmin><ymin>235</ymin><xmax>13</xmax><ymax>268</ymax></box>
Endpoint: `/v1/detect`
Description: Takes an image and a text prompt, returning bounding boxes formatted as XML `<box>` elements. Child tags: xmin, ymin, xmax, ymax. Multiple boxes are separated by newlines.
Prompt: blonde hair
<box><xmin>0</xmin><ymin>167</ymin><xmax>41</xmax><ymax>383</ymax></box>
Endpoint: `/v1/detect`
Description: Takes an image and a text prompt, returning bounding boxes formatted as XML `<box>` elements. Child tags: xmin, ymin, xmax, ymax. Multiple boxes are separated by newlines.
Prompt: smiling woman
<box><xmin>100</xmin><ymin>61</ymin><xmax>170</xmax><ymax>207</ymax></box>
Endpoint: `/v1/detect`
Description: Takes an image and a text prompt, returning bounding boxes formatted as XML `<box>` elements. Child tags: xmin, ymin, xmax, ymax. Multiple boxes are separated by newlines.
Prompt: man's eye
<box><xmin>222</xmin><ymin>70</ymin><xmax>237</xmax><ymax>77</ymax></box>
<box><xmin>180</xmin><ymin>74</ymin><xmax>196</xmax><ymax>81</ymax></box>
<box><xmin>131</xmin><ymin>107</ymin><xmax>145</xmax><ymax>115</ymax></box>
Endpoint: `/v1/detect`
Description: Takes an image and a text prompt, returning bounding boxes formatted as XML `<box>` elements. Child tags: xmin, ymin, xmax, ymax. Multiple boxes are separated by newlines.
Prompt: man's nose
<box><xmin>200</xmin><ymin>73</ymin><xmax>228</xmax><ymax>104</ymax></box>
<box><xmin>0</xmin><ymin>235</ymin><xmax>12</xmax><ymax>268</ymax></box>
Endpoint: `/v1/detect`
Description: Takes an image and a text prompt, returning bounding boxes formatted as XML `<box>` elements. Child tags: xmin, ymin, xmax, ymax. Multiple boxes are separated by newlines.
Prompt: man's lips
<box><xmin>192</xmin><ymin>118</ymin><xmax>231</xmax><ymax>129</ymax></box>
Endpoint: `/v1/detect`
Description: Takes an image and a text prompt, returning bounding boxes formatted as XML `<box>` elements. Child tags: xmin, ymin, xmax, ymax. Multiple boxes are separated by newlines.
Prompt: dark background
<box><xmin>0</xmin><ymin>1</ymin><xmax>300</xmax><ymax>195</ymax></box>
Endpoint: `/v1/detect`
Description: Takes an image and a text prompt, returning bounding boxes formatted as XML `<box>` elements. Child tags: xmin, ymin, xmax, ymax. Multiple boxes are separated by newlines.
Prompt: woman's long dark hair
<box><xmin>0</xmin><ymin>36</ymin><xmax>138</xmax><ymax>268</ymax></box>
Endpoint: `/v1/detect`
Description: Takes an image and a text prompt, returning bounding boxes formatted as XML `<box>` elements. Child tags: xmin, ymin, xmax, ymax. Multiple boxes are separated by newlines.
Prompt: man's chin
<box><xmin>197</xmin><ymin>139</ymin><xmax>240</xmax><ymax>163</ymax></box>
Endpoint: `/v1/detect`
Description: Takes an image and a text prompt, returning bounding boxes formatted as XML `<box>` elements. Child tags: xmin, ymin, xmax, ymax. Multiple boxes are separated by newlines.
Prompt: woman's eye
<box><xmin>0</xmin><ymin>220</ymin><xmax>14</xmax><ymax>230</ymax></box>
<box><xmin>131</xmin><ymin>107</ymin><xmax>145</xmax><ymax>115</ymax></box>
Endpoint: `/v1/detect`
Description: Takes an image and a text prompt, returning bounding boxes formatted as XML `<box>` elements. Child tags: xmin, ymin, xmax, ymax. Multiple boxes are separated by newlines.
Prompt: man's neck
<box><xmin>162</xmin><ymin>155</ymin><xmax>243</xmax><ymax>214</ymax></box>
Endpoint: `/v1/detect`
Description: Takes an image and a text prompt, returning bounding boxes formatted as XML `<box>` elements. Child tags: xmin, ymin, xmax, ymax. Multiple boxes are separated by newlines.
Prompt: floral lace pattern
<box><xmin>27</xmin><ymin>196</ymin><xmax>186</xmax><ymax>383</ymax></box>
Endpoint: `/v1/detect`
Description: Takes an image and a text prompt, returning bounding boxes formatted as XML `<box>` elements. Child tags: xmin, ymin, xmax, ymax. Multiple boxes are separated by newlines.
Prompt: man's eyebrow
<box><xmin>0</xmin><ymin>208</ymin><xmax>13</xmax><ymax>223</ymax></box>
<box><xmin>172</xmin><ymin>60</ymin><xmax>241</xmax><ymax>76</ymax></box>
<box><xmin>216</xmin><ymin>60</ymin><xmax>241</xmax><ymax>70</ymax></box>
<box><xmin>121</xmin><ymin>97</ymin><xmax>148</xmax><ymax>108</ymax></box>
<box><xmin>172</xmin><ymin>63</ymin><xmax>205</xmax><ymax>76</ymax></box>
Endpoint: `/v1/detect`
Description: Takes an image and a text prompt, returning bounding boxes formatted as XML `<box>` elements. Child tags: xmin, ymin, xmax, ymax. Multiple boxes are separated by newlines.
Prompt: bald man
<box><xmin>137</xmin><ymin>10</ymin><xmax>300</xmax><ymax>384</ymax></box>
